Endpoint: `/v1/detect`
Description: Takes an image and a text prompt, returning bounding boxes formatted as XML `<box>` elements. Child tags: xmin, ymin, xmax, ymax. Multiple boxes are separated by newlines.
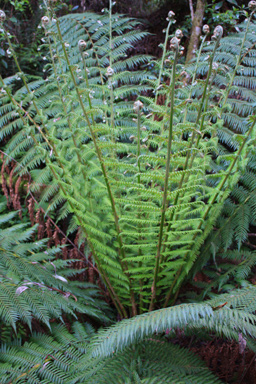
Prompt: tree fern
<box><xmin>3</xmin><ymin>3</ymin><xmax>256</xmax><ymax>383</ymax></box>
<box><xmin>1</xmin><ymin>2</ymin><xmax>256</xmax><ymax>317</ymax></box>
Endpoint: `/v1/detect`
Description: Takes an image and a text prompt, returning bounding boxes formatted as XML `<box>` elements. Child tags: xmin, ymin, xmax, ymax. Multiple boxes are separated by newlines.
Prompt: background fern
<box><xmin>0</xmin><ymin>321</ymin><xmax>223</xmax><ymax>384</ymax></box>
<box><xmin>2</xmin><ymin>286</ymin><xmax>256</xmax><ymax>383</ymax></box>
<box><xmin>0</xmin><ymin>196</ymin><xmax>110</xmax><ymax>331</ymax></box>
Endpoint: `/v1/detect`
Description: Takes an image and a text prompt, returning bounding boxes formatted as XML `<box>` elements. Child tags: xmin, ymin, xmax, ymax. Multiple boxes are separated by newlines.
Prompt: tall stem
<box><xmin>149</xmin><ymin>45</ymin><xmax>178</xmax><ymax>312</ymax></box>
<box><xmin>160</xmin><ymin>36</ymin><xmax>220</xmax><ymax>269</ymax></box>
<box><xmin>188</xmin><ymin>13</ymin><xmax>253</xmax><ymax>172</ymax></box>
<box><xmin>109</xmin><ymin>0</ymin><xmax>115</xmax><ymax>131</ymax></box>
<box><xmin>155</xmin><ymin>19</ymin><xmax>173</xmax><ymax>103</ymax></box>
<box><xmin>46</xmin><ymin>33</ymin><xmax>88</xmax><ymax>182</ymax></box>
<box><xmin>136</xmin><ymin>110</ymin><xmax>143</xmax><ymax>313</ymax></box>
<box><xmin>181</xmin><ymin>33</ymin><xmax>208</xmax><ymax>129</ymax></box>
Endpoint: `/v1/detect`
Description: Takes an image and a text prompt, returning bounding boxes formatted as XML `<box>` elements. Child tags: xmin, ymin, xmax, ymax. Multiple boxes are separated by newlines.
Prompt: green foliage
<box><xmin>2</xmin><ymin>286</ymin><xmax>256</xmax><ymax>383</ymax></box>
<box><xmin>0</xmin><ymin>198</ymin><xmax>109</xmax><ymax>332</ymax></box>
<box><xmin>0</xmin><ymin>322</ymin><xmax>92</xmax><ymax>384</ymax></box>
<box><xmin>0</xmin><ymin>0</ymin><xmax>46</xmax><ymax>76</ymax></box>
<box><xmin>1</xmin><ymin>2</ymin><xmax>256</xmax><ymax>319</ymax></box>
<box><xmin>0</xmin><ymin>320</ymin><xmax>223</xmax><ymax>384</ymax></box>
<box><xmin>78</xmin><ymin>340</ymin><xmax>223</xmax><ymax>384</ymax></box>
<box><xmin>90</xmin><ymin>286</ymin><xmax>256</xmax><ymax>357</ymax></box>
<box><xmin>187</xmin><ymin>16</ymin><xmax>256</xmax><ymax>297</ymax></box>
<box><xmin>1</xmin><ymin>2</ymin><xmax>256</xmax><ymax>382</ymax></box>
<box><xmin>9</xmin><ymin>0</ymin><xmax>30</xmax><ymax>13</ymax></box>
<box><xmin>205</xmin><ymin>0</ymin><xmax>244</xmax><ymax>31</ymax></box>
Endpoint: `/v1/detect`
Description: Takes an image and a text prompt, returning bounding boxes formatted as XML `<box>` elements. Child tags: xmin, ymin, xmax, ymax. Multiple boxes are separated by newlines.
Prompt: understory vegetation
<box><xmin>1</xmin><ymin>0</ymin><xmax>256</xmax><ymax>382</ymax></box>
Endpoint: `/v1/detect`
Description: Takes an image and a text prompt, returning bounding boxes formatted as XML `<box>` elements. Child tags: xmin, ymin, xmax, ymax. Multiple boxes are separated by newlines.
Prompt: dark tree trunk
<box><xmin>185</xmin><ymin>0</ymin><xmax>206</xmax><ymax>64</ymax></box>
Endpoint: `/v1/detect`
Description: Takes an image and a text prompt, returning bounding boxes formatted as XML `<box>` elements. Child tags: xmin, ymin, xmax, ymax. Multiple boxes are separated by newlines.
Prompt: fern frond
<box><xmin>90</xmin><ymin>287</ymin><xmax>256</xmax><ymax>358</ymax></box>
<box><xmin>0</xmin><ymin>202</ymin><xmax>109</xmax><ymax>329</ymax></box>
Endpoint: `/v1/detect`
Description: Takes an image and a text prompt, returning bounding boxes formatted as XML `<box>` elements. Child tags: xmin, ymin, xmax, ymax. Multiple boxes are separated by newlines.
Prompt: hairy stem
<box><xmin>155</xmin><ymin>19</ymin><xmax>173</xmax><ymax>103</ymax></box>
<box><xmin>149</xmin><ymin>47</ymin><xmax>178</xmax><ymax>312</ymax></box>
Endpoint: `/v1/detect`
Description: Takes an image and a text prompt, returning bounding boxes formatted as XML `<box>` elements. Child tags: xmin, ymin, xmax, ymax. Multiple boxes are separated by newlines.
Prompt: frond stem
<box><xmin>165</xmin><ymin>14</ymin><xmax>255</xmax><ymax>301</ymax></box>
<box><xmin>155</xmin><ymin>19</ymin><xmax>173</xmax><ymax>103</ymax></box>
<box><xmin>181</xmin><ymin>33</ymin><xmax>208</xmax><ymax>128</ymax></box>
<box><xmin>136</xmin><ymin>110</ymin><xmax>143</xmax><ymax>313</ymax></box>
<box><xmin>109</xmin><ymin>0</ymin><xmax>115</xmax><ymax>131</ymax></box>
<box><xmin>46</xmin><ymin>34</ymin><xmax>88</xmax><ymax>182</ymax></box>
<box><xmin>149</xmin><ymin>47</ymin><xmax>178</xmax><ymax>312</ymax></box>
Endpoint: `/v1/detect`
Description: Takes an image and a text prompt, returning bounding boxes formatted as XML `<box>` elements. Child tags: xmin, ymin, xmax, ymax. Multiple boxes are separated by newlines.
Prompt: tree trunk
<box><xmin>185</xmin><ymin>0</ymin><xmax>206</xmax><ymax>64</ymax></box>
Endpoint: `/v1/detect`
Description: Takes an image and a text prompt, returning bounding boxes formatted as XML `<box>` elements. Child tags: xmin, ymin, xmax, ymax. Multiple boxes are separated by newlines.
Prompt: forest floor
<box><xmin>190</xmin><ymin>338</ymin><xmax>256</xmax><ymax>383</ymax></box>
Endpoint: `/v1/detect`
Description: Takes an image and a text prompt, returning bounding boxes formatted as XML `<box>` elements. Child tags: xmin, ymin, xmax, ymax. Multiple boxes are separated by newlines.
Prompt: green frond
<box><xmin>0</xmin><ymin>202</ymin><xmax>110</xmax><ymax>329</ymax></box>
<box><xmin>90</xmin><ymin>287</ymin><xmax>256</xmax><ymax>358</ymax></box>
<box><xmin>76</xmin><ymin>340</ymin><xmax>222</xmax><ymax>384</ymax></box>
